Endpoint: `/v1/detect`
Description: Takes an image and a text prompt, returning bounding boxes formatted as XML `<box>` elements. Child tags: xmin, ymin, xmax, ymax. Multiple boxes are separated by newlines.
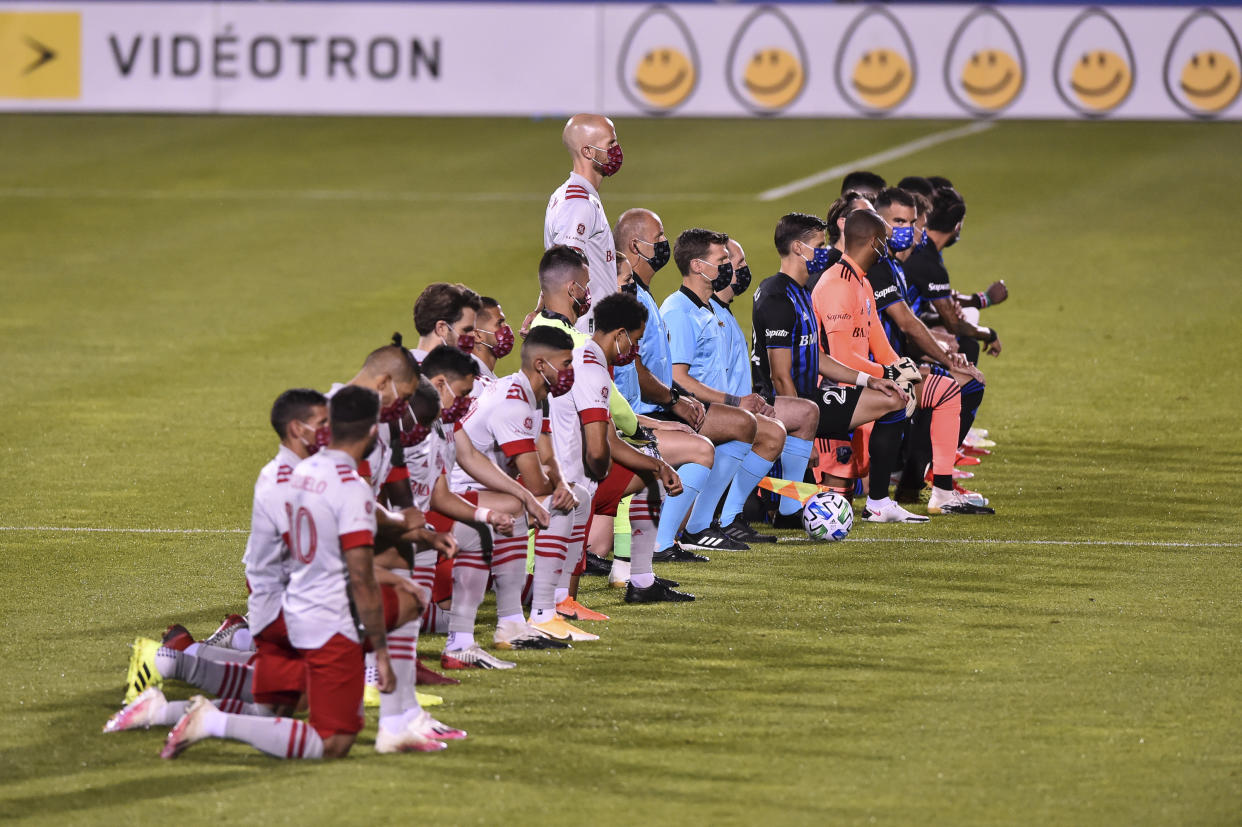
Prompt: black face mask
<box><xmin>640</xmin><ymin>239</ymin><xmax>671</xmax><ymax>273</ymax></box>
<box><xmin>732</xmin><ymin>265</ymin><xmax>752</xmax><ymax>295</ymax></box>
<box><xmin>710</xmin><ymin>262</ymin><xmax>734</xmax><ymax>293</ymax></box>
<box><xmin>620</xmin><ymin>280</ymin><xmax>638</xmax><ymax>296</ymax></box>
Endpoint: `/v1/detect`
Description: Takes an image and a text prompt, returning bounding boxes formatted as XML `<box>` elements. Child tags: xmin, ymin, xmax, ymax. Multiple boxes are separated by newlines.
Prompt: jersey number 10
<box><xmin>285</xmin><ymin>504</ymin><xmax>319</xmax><ymax>565</ymax></box>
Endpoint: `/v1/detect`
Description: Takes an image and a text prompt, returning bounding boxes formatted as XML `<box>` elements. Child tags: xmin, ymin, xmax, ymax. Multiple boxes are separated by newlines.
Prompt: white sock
<box><xmin>185</xmin><ymin>643</ymin><xmax>201</xmax><ymax>656</ymax></box>
<box><xmin>630</xmin><ymin>572</ymin><xmax>656</xmax><ymax>589</ymax></box>
<box><xmin>202</xmin><ymin>704</ymin><xmax>228</xmax><ymax>738</ymax></box>
<box><xmin>380</xmin><ymin>714</ymin><xmax>407</xmax><ymax>735</ymax></box>
<box><xmin>554</xmin><ymin>588</ymin><xmax>569</xmax><ymax>604</ymax></box>
<box><xmin>530</xmin><ymin>608</ymin><xmax>557</xmax><ymax>624</ymax></box>
<box><xmin>231</xmin><ymin>629</ymin><xmax>253</xmax><ymax>651</ymax></box>
<box><xmin>866</xmin><ymin>497</ymin><xmax>892</xmax><ymax>510</ymax></box>
<box><xmin>498</xmin><ymin>613</ymin><xmax>525</xmax><ymax>625</ymax></box>
<box><xmin>445</xmin><ymin>632</ymin><xmax>475</xmax><ymax>651</ymax></box>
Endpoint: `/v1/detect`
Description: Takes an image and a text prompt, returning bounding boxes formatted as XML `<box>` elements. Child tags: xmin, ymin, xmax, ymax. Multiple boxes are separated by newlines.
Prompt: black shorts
<box><xmin>803</xmin><ymin>385</ymin><xmax>862</xmax><ymax>441</ymax></box>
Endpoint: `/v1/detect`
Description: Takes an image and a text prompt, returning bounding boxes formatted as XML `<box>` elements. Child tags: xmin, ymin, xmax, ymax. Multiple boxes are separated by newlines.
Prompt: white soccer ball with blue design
<box><xmin>801</xmin><ymin>491</ymin><xmax>854</xmax><ymax>541</ymax></box>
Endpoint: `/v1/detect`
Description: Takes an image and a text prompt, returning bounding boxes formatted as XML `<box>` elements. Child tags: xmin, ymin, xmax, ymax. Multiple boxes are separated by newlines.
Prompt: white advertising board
<box><xmin>1</xmin><ymin>2</ymin><xmax>1239</xmax><ymax>119</ymax></box>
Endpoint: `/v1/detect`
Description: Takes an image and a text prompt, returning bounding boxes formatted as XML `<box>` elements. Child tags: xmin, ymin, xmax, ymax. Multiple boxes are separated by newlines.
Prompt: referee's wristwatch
<box><xmin>665</xmin><ymin>385</ymin><xmax>682</xmax><ymax>408</ymax></box>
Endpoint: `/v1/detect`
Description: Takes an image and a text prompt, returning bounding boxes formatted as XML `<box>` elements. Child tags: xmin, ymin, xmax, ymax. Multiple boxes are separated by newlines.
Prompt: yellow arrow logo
<box><xmin>0</xmin><ymin>12</ymin><xmax>80</xmax><ymax>99</ymax></box>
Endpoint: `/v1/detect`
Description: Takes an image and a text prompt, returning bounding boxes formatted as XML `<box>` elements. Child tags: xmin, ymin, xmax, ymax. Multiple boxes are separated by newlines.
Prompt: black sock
<box><xmin>900</xmin><ymin>410</ymin><xmax>933</xmax><ymax>491</ymax></box>
<box><xmin>958</xmin><ymin>386</ymin><xmax>986</xmax><ymax>445</ymax></box>
<box><xmin>868</xmin><ymin>419</ymin><xmax>906</xmax><ymax>501</ymax></box>
<box><xmin>933</xmin><ymin>474</ymin><xmax>953</xmax><ymax>490</ymax></box>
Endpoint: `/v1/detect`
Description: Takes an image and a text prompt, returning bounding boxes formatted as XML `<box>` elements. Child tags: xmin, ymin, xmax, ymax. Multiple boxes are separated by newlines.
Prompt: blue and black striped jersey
<box><xmin>750</xmin><ymin>272</ymin><xmax>820</xmax><ymax>401</ymax></box>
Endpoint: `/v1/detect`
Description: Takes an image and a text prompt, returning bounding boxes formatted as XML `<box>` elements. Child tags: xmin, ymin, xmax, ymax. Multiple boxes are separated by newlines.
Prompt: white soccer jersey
<box><xmin>549</xmin><ymin>339</ymin><xmax>612</xmax><ymax>492</ymax></box>
<box><xmin>241</xmin><ymin>444</ymin><xmax>302</xmax><ymax>635</ymax></box>
<box><xmin>326</xmin><ymin>382</ymin><xmax>406</xmax><ymax>501</ymax></box>
<box><xmin>545</xmin><ymin>172</ymin><xmax>616</xmax><ymax>333</ymax></box>
<box><xmin>282</xmin><ymin>449</ymin><xmax>378</xmax><ymax>650</ymax></box>
<box><xmin>405</xmin><ymin>419</ymin><xmax>458</xmax><ymax>512</ymax></box>
<box><xmin>473</xmin><ymin>357</ymin><xmax>497</xmax><ymax>394</ymax></box>
<box><xmin>450</xmin><ymin>371</ymin><xmax>542</xmax><ymax>490</ymax></box>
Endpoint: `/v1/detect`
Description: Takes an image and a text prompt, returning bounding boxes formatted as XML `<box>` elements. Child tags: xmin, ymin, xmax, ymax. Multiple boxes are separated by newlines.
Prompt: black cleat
<box><xmin>625</xmin><ymin>580</ymin><xmax>696</xmax><ymax>603</ymax></box>
<box><xmin>655</xmin><ymin>575</ymin><xmax>680</xmax><ymax>588</ymax></box>
<box><xmin>770</xmin><ymin>511</ymin><xmax>804</xmax><ymax>531</ymax></box>
<box><xmin>507</xmin><ymin>635</ymin><xmax>571</xmax><ymax>650</ymax></box>
<box><xmin>680</xmin><ymin>526</ymin><xmax>748</xmax><ymax>551</ymax></box>
<box><xmin>721</xmin><ymin>517</ymin><xmax>777</xmax><ymax>544</ymax></box>
<box><xmin>582</xmin><ymin>552</ymin><xmax>611</xmax><ymax>576</ymax></box>
<box><xmin>652</xmin><ymin>543</ymin><xmax>710</xmax><ymax>563</ymax></box>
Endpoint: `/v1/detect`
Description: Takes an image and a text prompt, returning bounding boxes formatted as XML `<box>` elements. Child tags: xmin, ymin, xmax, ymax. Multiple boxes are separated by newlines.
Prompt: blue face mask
<box><xmin>803</xmin><ymin>244</ymin><xmax>833</xmax><ymax>276</ymax></box>
<box><xmin>889</xmin><ymin>226</ymin><xmax>915</xmax><ymax>253</ymax></box>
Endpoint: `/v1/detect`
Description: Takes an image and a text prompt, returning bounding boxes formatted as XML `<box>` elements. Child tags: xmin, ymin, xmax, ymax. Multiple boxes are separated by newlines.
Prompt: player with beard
<box><xmin>469</xmin><ymin>296</ymin><xmax>514</xmax><ymax>389</ymax></box>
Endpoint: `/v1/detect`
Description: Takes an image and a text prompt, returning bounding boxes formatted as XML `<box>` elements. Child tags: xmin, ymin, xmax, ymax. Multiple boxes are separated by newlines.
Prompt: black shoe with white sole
<box><xmin>721</xmin><ymin>517</ymin><xmax>777</xmax><ymax>544</ymax></box>
<box><xmin>680</xmin><ymin>525</ymin><xmax>749</xmax><ymax>551</ymax></box>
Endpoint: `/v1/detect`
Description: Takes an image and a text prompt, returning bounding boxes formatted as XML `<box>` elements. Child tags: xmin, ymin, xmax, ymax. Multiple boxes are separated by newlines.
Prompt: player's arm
<box><xmin>453</xmin><ymin>428</ymin><xmax>549</xmax><ymax>527</ymax></box>
<box><xmin>429</xmin><ymin>474</ymin><xmax>514</xmax><ymax>535</ymax></box>
<box><xmin>766</xmin><ymin>348</ymin><xmax>798</xmax><ymax>398</ymax></box>
<box><xmin>930</xmin><ymin>296</ymin><xmax>1001</xmax><ymax>355</ymax></box>
<box><xmin>518</xmin><ymin>439</ymin><xmax>576</xmax><ymax>511</ymax></box>
<box><xmin>634</xmin><ymin>355</ymin><xmax>706</xmax><ymax>428</ymax></box>
<box><xmin>955</xmin><ymin>281</ymin><xmax>1008</xmax><ymax>309</ymax></box>
<box><xmin>671</xmin><ymin>364</ymin><xmax>728</xmax><ymax>405</ymax></box>
<box><xmin>581</xmin><ymin>421</ymin><xmax>613</xmax><ymax>482</ymax></box>
<box><xmin>818</xmin><ymin>351</ymin><xmax>905</xmax><ymax>399</ymax></box>
<box><xmin>759</xmin><ymin>294</ymin><xmax>801</xmax><ymax>398</ymax></box>
<box><xmin>343</xmin><ymin>543</ymin><xmax>393</xmax><ymax>691</ymax></box>
<box><xmin>882</xmin><ymin>301</ymin><xmax>965</xmax><ymax>370</ymax></box>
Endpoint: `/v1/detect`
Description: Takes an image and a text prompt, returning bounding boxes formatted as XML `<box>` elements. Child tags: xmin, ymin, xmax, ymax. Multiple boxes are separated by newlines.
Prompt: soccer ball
<box><xmin>801</xmin><ymin>491</ymin><xmax>854</xmax><ymax>541</ymax></box>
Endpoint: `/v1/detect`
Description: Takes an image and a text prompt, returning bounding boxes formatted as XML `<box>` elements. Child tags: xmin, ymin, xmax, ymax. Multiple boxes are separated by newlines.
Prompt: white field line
<box><xmin>0</xmin><ymin>187</ymin><xmax>745</xmax><ymax>204</ymax></box>
<box><xmin>757</xmin><ymin>121</ymin><xmax>997</xmax><ymax>202</ymax></box>
<box><xmin>0</xmin><ymin>525</ymin><xmax>1236</xmax><ymax>548</ymax></box>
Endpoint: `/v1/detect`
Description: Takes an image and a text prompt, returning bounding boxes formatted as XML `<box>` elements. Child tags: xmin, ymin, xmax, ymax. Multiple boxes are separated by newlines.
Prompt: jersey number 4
<box><xmin>285</xmin><ymin>504</ymin><xmax>318</xmax><ymax>564</ymax></box>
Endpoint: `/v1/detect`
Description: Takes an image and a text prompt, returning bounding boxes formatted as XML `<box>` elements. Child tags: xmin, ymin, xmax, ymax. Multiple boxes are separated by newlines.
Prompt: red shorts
<box><xmin>251</xmin><ymin>612</ymin><xmax>304</xmax><ymax>709</ymax></box>
<box><xmin>376</xmin><ymin>585</ymin><xmax>400</xmax><ymax>638</ymax></box>
<box><xmin>431</xmin><ymin>556</ymin><xmax>454</xmax><ymax>604</ymax></box>
<box><xmin>592</xmin><ymin>464</ymin><xmax>636</xmax><ymax>517</ymax></box>
<box><xmin>298</xmin><ymin>633</ymin><xmax>365</xmax><ymax>739</ymax></box>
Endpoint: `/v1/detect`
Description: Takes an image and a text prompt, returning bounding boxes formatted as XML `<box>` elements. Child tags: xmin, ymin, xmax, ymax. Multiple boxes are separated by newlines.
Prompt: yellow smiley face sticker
<box><xmin>1071</xmin><ymin>50</ymin><xmax>1133</xmax><ymax>111</ymax></box>
<box><xmin>852</xmin><ymin>48</ymin><xmax>913</xmax><ymax>110</ymax></box>
<box><xmin>960</xmin><ymin>49</ymin><xmax>1023</xmax><ymax>110</ymax></box>
<box><xmin>634</xmin><ymin>47</ymin><xmax>696</xmax><ymax>109</ymax></box>
<box><xmin>743</xmin><ymin>48</ymin><xmax>805</xmax><ymax>109</ymax></box>
<box><xmin>1180</xmin><ymin>50</ymin><xmax>1242</xmax><ymax>113</ymax></box>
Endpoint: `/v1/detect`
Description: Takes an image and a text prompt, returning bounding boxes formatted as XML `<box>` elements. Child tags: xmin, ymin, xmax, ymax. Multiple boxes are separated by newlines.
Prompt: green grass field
<box><xmin>2</xmin><ymin>114</ymin><xmax>1240</xmax><ymax>825</ymax></box>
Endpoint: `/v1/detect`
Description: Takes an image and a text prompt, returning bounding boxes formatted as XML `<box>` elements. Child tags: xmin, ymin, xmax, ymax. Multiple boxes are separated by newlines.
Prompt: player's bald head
<box><xmin>727</xmin><ymin>237</ymin><xmax>746</xmax><ymax>262</ymax></box>
<box><xmin>361</xmin><ymin>333</ymin><xmax>421</xmax><ymax>385</ymax></box>
<box><xmin>563</xmin><ymin>114</ymin><xmax>616</xmax><ymax>155</ymax></box>
<box><xmin>843</xmin><ymin>209</ymin><xmax>888</xmax><ymax>249</ymax></box>
<box><xmin>614</xmin><ymin>208</ymin><xmax>663</xmax><ymax>249</ymax></box>
<box><xmin>539</xmin><ymin>245</ymin><xmax>589</xmax><ymax>294</ymax></box>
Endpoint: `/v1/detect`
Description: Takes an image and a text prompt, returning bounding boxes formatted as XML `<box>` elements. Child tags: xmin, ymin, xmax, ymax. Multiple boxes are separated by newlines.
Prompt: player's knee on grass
<box><xmin>321</xmin><ymin>733</ymin><xmax>356</xmax><ymax>760</ymax></box>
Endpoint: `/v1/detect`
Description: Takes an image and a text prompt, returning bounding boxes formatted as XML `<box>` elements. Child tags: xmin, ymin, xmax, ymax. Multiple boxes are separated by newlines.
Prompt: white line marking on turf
<box><xmin>1</xmin><ymin>526</ymin><xmax>1236</xmax><ymax>548</ymax></box>
<box><xmin>778</xmin><ymin>537</ymin><xmax>1241</xmax><ymax>549</ymax></box>
<box><xmin>757</xmin><ymin>121</ymin><xmax>997</xmax><ymax>202</ymax></box>
<box><xmin>0</xmin><ymin>187</ymin><xmax>744</xmax><ymax>204</ymax></box>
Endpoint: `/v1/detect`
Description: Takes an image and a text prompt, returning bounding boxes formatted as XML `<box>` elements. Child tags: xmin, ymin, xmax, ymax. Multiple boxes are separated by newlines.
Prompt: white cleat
<box><xmin>160</xmin><ymin>695</ymin><xmax>213</xmax><ymax>759</ymax></box>
<box><xmin>440</xmin><ymin>644</ymin><xmax>516</xmax><ymax>670</ymax></box>
<box><xmin>927</xmin><ymin>487</ymin><xmax>995</xmax><ymax>515</ymax></box>
<box><xmin>104</xmin><ymin>686</ymin><xmax>169</xmax><ymax>733</ymax></box>
<box><xmin>863</xmin><ymin>500</ymin><xmax>930</xmax><ymax>524</ymax></box>
<box><xmin>406</xmin><ymin>708</ymin><xmax>467</xmax><ymax>741</ymax></box>
<box><xmin>375</xmin><ymin>724</ymin><xmax>447</xmax><ymax>754</ymax></box>
<box><xmin>608</xmin><ymin>558</ymin><xmax>631</xmax><ymax>589</ymax></box>
<box><xmin>963</xmin><ymin>433</ymin><xmax>996</xmax><ymax>449</ymax></box>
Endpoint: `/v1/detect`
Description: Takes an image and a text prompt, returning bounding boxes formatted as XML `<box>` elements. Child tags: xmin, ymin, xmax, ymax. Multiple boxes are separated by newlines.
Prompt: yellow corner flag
<box><xmin>758</xmin><ymin>476</ymin><xmax>835</xmax><ymax>504</ymax></box>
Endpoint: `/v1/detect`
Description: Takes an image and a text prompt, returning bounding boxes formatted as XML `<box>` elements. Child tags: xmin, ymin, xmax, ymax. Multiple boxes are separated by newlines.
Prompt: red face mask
<box><xmin>614</xmin><ymin>334</ymin><xmax>639</xmax><ymax>367</ymax></box>
<box><xmin>379</xmin><ymin>396</ymin><xmax>408</xmax><ymax>423</ymax></box>
<box><xmin>440</xmin><ymin>394</ymin><xmax>473</xmax><ymax>424</ymax></box>
<box><xmin>399</xmin><ymin>423</ymin><xmax>431</xmax><ymax>447</ymax></box>
<box><xmin>570</xmin><ymin>282</ymin><xmax>592</xmax><ymax>318</ymax></box>
<box><xmin>305</xmin><ymin>423</ymin><xmax>331</xmax><ymax>455</ymax></box>
<box><xmin>483</xmin><ymin>324</ymin><xmax>515</xmax><ymax>359</ymax></box>
<box><xmin>590</xmin><ymin>143</ymin><xmax>624</xmax><ymax>177</ymax></box>
<box><xmin>541</xmin><ymin>364</ymin><xmax>576</xmax><ymax>397</ymax></box>
<box><xmin>455</xmin><ymin>332</ymin><xmax>476</xmax><ymax>353</ymax></box>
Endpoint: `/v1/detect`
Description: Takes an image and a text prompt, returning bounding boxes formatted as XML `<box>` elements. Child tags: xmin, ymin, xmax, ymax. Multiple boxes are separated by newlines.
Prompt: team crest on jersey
<box><xmin>524</xmin><ymin>417</ymin><xmax>534</xmax><ymax>430</ymax></box>
<box><xmin>836</xmin><ymin>445</ymin><xmax>853</xmax><ymax>464</ymax></box>
<box><xmin>365</xmin><ymin>501</ymin><xmax>373</xmax><ymax>514</ymax></box>
<box><xmin>577</xmin><ymin>223</ymin><xmax>586</xmax><ymax>235</ymax></box>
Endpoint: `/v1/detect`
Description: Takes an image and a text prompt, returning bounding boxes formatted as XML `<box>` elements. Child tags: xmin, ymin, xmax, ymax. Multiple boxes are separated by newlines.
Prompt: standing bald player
<box><xmin>545</xmin><ymin>114</ymin><xmax>624</xmax><ymax>334</ymax></box>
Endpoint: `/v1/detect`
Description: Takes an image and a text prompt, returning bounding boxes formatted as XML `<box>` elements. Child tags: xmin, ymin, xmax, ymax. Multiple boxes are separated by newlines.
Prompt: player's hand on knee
<box><xmin>432</xmin><ymin>531</ymin><xmax>459</xmax><ymax>560</ymax></box>
<box><xmin>868</xmin><ymin>377</ymin><xmax>906</xmax><ymax>401</ymax></box>
<box><xmin>657</xmin><ymin>461</ymin><xmax>683</xmax><ymax>497</ymax></box>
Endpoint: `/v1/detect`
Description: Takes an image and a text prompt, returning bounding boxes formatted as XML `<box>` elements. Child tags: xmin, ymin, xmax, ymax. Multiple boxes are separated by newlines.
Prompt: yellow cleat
<box><xmin>125</xmin><ymin>637</ymin><xmax>162</xmax><ymax>704</ymax></box>
<box><xmin>531</xmin><ymin>616</ymin><xmax>599</xmax><ymax>642</ymax></box>
<box><xmin>364</xmin><ymin>684</ymin><xmax>381</xmax><ymax>709</ymax></box>
<box><xmin>416</xmin><ymin>692</ymin><xmax>444</xmax><ymax>708</ymax></box>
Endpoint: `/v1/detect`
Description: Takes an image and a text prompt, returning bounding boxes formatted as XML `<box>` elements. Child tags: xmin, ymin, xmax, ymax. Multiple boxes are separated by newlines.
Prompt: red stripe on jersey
<box><xmin>385</xmin><ymin>467</ymin><xmax>409</xmax><ymax>484</ymax></box>
<box><xmin>505</xmin><ymin>384</ymin><xmax>529</xmax><ymax>403</ymax></box>
<box><xmin>578</xmin><ymin>408</ymin><xmax>610</xmax><ymax>425</ymax></box>
<box><xmin>286</xmin><ymin>720</ymin><xmax>298</xmax><ymax>758</ymax></box>
<box><xmin>582</xmin><ymin>351</ymin><xmax>605</xmax><ymax>367</ymax></box>
<box><xmin>565</xmin><ymin>185</ymin><xmax>588</xmax><ymax>193</ymax></box>
<box><xmin>356</xmin><ymin>460</ymin><xmax>371</xmax><ymax>479</ymax></box>
<box><xmin>340</xmin><ymin>530</ymin><xmax>374</xmax><ymax>550</ymax></box>
<box><xmin>564</xmin><ymin>194</ymin><xmax>589</xmax><ymax>201</ymax></box>
<box><xmin>500</xmin><ymin>439</ymin><xmax>536</xmax><ymax>457</ymax></box>
<box><xmin>296</xmin><ymin>721</ymin><xmax>308</xmax><ymax>758</ymax></box>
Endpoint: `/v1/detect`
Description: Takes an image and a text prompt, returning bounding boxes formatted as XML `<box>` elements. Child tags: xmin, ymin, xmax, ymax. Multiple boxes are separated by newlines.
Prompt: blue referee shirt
<box><xmin>661</xmin><ymin>286</ymin><xmax>729</xmax><ymax>393</ymax></box>
<box><xmin>613</xmin><ymin>278</ymin><xmax>673</xmax><ymax>415</ymax></box>
<box><xmin>711</xmin><ymin>296</ymin><xmax>752</xmax><ymax>398</ymax></box>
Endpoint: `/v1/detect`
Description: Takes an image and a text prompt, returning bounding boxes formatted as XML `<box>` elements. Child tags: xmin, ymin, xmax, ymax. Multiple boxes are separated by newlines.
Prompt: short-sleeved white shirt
<box><xmin>326</xmin><ymin>382</ymin><xmax>405</xmax><ymax>501</ymax></box>
<box><xmin>242</xmin><ymin>444</ymin><xmax>302</xmax><ymax>635</ymax></box>
<box><xmin>544</xmin><ymin>172</ymin><xmax>616</xmax><ymax>334</ymax></box>
<box><xmin>282</xmin><ymin>449</ymin><xmax>378</xmax><ymax>650</ymax></box>
<box><xmin>549</xmin><ymin>339</ymin><xmax>613</xmax><ymax>492</ymax></box>
<box><xmin>450</xmin><ymin>371</ymin><xmax>542</xmax><ymax>490</ymax></box>
<box><xmin>405</xmin><ymin>419</ymin><xmax>458</xmax><ymax>512</ymax></box>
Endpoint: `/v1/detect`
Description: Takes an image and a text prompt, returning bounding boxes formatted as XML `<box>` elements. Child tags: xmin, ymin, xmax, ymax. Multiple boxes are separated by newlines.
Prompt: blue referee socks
<box><xmin>684</xmin><ymin>440</ymin><xmax>750</xmax><ymax>534</ymax></box>
<box><xmin>775</xmin><ymin>436</ymin><xmax>814</xmax><ymax>516</ymax></box>
<box><xmin>654</xmin><ymin>461</ymin><xmax>711</xmax><ymax>552</ymax></box>
<box><xmin>720</xmin><ymin>448</ymin><xmax>777</xmax><ymax>527</ymax></box>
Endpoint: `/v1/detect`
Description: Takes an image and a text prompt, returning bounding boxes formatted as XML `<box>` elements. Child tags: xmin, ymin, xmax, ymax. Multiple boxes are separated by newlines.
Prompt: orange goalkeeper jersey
<box><xmin>810</xmin><ymin>253</ymin><xmax>898</xmax><ymax>378</ymax></box>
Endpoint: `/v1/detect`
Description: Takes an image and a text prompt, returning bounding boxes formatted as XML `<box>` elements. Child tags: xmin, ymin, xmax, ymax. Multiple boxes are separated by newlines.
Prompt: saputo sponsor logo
<box><xmin>928</xmin><ymin>281</ymin><xmax>951</xmax><ymax>293</ymax></box>
<box><xmin>766</xmin><ymin>328</ymin><xmax>789</xmax><ymax>337</ymax></box>
<box><xmin>874</xmin><ymin>285</ymin><xmax>898</xmax><ymax>299</ymax></box>
<box><xmin>107</xmin><ymin>25</ymin><xmax>442</xmax><ymax>81</ymax></box>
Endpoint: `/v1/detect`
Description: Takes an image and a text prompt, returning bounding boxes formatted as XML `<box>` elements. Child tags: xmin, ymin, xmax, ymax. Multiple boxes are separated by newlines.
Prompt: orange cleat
<box><xmin>556</xmin><ymin>597</ymin><xmax>610</xmax><ymax>622</ymax></box>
